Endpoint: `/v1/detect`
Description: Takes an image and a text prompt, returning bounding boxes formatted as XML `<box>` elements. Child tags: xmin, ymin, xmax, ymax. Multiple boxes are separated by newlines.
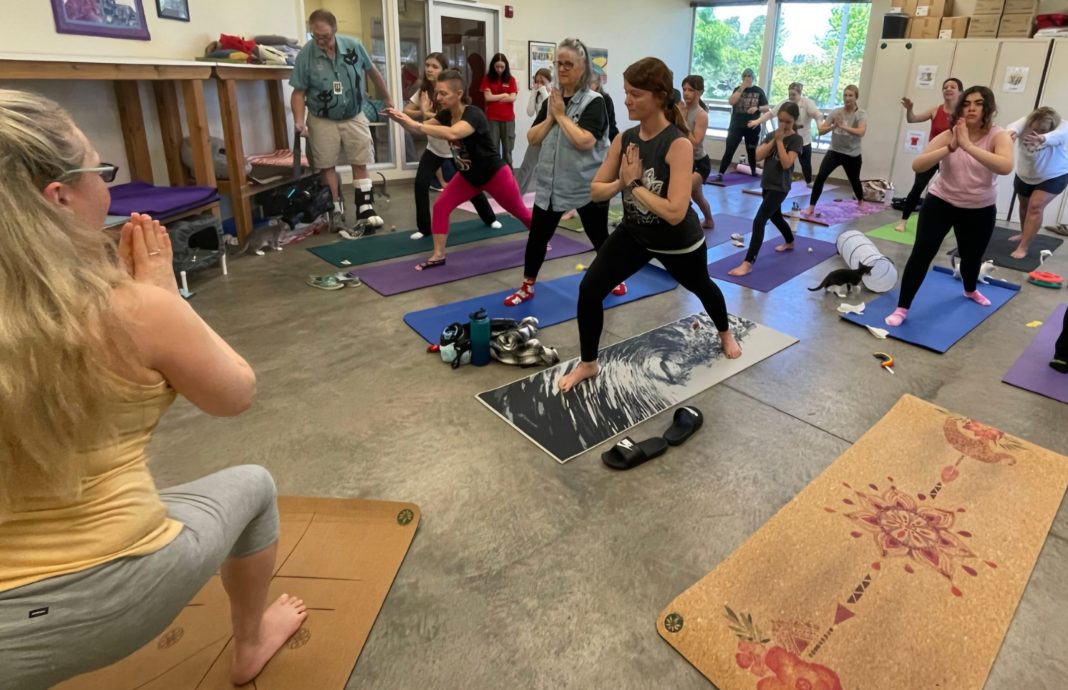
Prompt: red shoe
<box><xmin>611</xmin><ymin>282</ymin><xmax>628</xmax><ymax>296</ymax></box>
<box><xmin>504</xmin><ymin>286</ymin><xmax>535</xmax><ymax>306</ymax></box>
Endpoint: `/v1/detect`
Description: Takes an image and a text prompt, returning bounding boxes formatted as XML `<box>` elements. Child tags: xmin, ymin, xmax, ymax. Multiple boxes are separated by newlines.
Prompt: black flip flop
<box><xmin>415</xmin><ymin>257</ymin><xmax>446</xmax><ymax>271</ymax></box>
<box><xmin>602</xmin><ymin>436</ymin><xmax>669</xmax><ymax>470</ymax></box>
<box><xmin>662</xmin><ymin>406</ymin><xmax>703</xmax><ymax>446</ymax></box>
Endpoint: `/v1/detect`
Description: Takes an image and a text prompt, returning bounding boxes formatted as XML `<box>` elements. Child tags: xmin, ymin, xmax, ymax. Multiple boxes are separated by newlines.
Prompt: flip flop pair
<box><xmin>415</xmin><ymin>257</ymin><xmax>446</xmax><ymax>271</ymax></box>
<box><xmin>601</xmin><ymin>406</ymin><xmax>703</xmax><ymax>470</ymax></box>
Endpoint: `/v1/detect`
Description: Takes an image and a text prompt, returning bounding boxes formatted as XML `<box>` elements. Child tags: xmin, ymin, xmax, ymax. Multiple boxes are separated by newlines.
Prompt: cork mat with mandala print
<box><xmin>657</xmin><ymin>394</ymin><xmax>1068</xmax><ymax>690</ymax></box>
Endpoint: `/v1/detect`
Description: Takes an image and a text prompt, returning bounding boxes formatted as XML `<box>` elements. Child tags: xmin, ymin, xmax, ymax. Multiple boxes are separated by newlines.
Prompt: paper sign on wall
<box><xmin>1002</xmin><ymin>66</ymin><xmax>1029</xmax><ymax>93</ymax></box>
<box><xmin>916</xmin><ymin>65</ymin><xmax>937</xmax><ymax>89</ymax></box>
<box><xmin>904</xmin><ymin>130</ymin><xmax>928</xmax><ymax>153</ymax></box>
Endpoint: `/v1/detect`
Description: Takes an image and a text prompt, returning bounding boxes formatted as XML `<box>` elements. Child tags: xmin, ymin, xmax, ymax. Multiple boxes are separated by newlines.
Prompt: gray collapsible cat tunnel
<box><xmin>836</xmin><ymin>230</ymin><xmax>897</xmax><ymax>293</ymax></box>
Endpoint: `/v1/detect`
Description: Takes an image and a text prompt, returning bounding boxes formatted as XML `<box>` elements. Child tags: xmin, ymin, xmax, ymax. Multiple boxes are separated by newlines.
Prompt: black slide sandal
<box><xmin>602</xmin><ymin>436</ymin><xmax>669</xmax><ymax>470</ymax></box>
<box><xmin>662</xmin><ymin>406</ymin><xmax>703</xmax><ymax>446</ymax></box>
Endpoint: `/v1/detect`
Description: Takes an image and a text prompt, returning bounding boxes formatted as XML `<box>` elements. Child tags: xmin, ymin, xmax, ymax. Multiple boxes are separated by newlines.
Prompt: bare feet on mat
<box><xmin>775</xmin><ymin>242</ymin><xmax>794</xmax><ymax>252</ymax></box>
<box><xmin>894</xmin><ymin>221</ymin><xmax>907</xmax><ymax>232</ymax></box>
<box><xmin>727</xmin><ymin>261</ymin><xmax>753</xmax><ymax>277</ymax></box>
<box><xmin>561</xmin><ymin>209</ymin><xmax>577</xmax><ymax>221</ymax></box>
<box><xmin>231</xmin><ymin>594</ymin><xmax>308</xmax><ymax>686</ymax></box>
<box><xmin>801</xmin><ymin>205</ymin><xmax>816</xmax><ymax>216</ymax></box>
<box><xmin>1007</xmin><ymin>232</ymin><xmax>1022</xmax><ymax>242</ymax></box>
<box><xmin>558</xmin><ymin>361</ymin><xmax>600</xmax><ymax>393</ymax></box>
<box><xmin>1009</xmin><ymin>246</ymin><xmax>1028</xmax><ymax>259</ymax></box>
<box><xmin>702</xmin><ymin>216</ymin><xmax>715</xmax><ymax>230</ymax></box>
<box><xmin>720</xmin><ymin>330</ymin><xmax>742</xmax><ymax>359</ymax></box>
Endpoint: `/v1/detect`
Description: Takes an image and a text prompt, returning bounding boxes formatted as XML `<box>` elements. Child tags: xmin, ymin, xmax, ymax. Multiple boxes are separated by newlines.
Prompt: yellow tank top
<box><xmin>0</xmin><ymin>373</ymin><xmax>183</xmax><ymax>592</ymax></box>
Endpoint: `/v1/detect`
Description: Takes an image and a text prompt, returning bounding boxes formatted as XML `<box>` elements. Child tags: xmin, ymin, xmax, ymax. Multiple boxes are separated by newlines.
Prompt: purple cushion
<box><xmin>108</xmin><ymin>182</ymin><xmax>218</xmax><ymax>217</ymax></box>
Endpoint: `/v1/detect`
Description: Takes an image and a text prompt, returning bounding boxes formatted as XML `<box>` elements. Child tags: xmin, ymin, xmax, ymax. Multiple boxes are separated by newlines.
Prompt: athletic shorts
<box><xmin>693</xmin><ymin>155</ymin><xmax>712</xmax><ymax>180</ymax></box>
<box><xmin>1014</xmin><ymin>171</ymin><xmax>1068</xmax><ymax>198</ymax></box>
<box><xmin>308</xmin><ymin>112</ymin><xmax>375</xmax><ymax>168</ymax></box>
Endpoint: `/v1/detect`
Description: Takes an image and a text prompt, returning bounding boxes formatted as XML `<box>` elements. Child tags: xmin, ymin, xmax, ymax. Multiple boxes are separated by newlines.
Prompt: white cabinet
<box><xmin>1037</xmin><ymin>39</ymin><xmax>1068</xmax><ymax>227</ymax></box>
<box><xmin>864</xmin><ymin>40</ymin><xmax>918</xmax><ymax>180</ymax></box>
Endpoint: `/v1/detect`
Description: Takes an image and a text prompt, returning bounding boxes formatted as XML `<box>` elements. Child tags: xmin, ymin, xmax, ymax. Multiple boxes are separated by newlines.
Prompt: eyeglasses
<box><xmin>312</xmin><ymin>32</ymin><xmax>333</xmax><ymax>41</ymax></box>
<box><xmin>66</xmin><ymin>163</ymin><xmax>119</xmax><ymax>183</ymax></box>
<box><xmin>555</xmin><ymin>60</ymin><xmax>575</xmax><ymax>71</ymax></box>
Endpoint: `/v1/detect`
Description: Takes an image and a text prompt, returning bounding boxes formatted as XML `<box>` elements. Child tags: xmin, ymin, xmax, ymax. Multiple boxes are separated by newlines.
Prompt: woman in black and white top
<box><xmin>557</xmin><ymin>57</ymin><xmax>741</xmax><ymax>393</ymax></box>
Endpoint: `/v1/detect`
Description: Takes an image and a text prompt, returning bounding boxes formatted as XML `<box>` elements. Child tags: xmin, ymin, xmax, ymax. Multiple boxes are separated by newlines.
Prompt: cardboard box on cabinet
<box><xmin>998</xmin><ymin>13</ymin><xmax>1035</xmax><ymax>36</ymax></box>
<box><xmin>914</xmin><ymin>0</ymin><xmax>953</xmax><ymax>18</ymax></box>
<box><xmin>972</xmin><ymin>0</ymin><xmax>1007</xmax><ymax>14</ymax></box>
<box><xmin>909</xmin><ymin>16</ymin><xmax>943</xmax><ymax>38</ymax></box>
<box><xmin>968</xmin><ymin>14</ymin><xmax>1002</xmax><ymax>36</ymax></box>
<box><xmin>939</xmin><ymin>16</ymin><xmax>969</xmax><ymax>38</ymax></box>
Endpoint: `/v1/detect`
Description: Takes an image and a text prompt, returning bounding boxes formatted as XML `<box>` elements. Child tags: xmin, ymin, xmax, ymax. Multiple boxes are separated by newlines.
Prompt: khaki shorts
<box><xmin>307</xmin><ymin>112</ymin><xmax>374</xmax><ymax>168</ymax></box>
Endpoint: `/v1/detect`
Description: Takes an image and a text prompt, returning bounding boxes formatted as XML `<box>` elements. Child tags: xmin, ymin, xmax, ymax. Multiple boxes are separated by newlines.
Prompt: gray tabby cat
<box><xmin>241</xmin><ymin>218</ymin><xmax>289</xmax><ymax>256</ymax></box>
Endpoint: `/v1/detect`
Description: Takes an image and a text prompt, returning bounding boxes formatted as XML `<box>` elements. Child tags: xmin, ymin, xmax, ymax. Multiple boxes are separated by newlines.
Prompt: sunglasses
<box><xmin>66</xmin><ymin>163</ymin><xmax>119</xmax><ymax>183</ymax></box>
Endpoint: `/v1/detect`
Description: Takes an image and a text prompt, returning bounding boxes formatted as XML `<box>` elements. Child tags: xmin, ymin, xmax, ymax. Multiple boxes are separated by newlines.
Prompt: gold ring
<box><xmin>148</xmin><ymin>251</ymin><xmax>161</xmax><ymax>256</ymax></box>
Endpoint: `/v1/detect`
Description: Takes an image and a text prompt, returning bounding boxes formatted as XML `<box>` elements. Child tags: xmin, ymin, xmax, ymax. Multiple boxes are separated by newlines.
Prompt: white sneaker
<box><xmin>410</xmin><ymin>230</ymin><xmax>427</xmax><ymax>240</ymax></box>
<box><xmin>490</xmin><ymin>221</ymin><xmax>503</xmax><ymax>229</ymax></box>
<box><xmin>338</xmin><ymin>227</ymin><xmax>365</xmax><ymax>240</ymax></box>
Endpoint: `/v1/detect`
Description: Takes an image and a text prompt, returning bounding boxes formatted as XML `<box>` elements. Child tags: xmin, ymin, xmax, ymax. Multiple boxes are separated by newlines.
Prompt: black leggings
<box><xmin>901</xmin><ymin>164</ymin><xmax>938</xmax><ymax>221</ymax></box>
<box><xmin>799</xmin><ymin>143</ymin><xmax>813</xmax><ymax>183</ymax></box>
<box><xmin>1056</xmin><ymin>307</ymin><xmax>1068</xmax><ymax>361</ymax></box>
<box><xmin>525</xmin><ymin>202</ymin><xmax>609</xmax><ymax>279</ymax></box>
<box><xmin>718</xmin><ymin>123</ymin><xmax>760</xmax><ymax>175</ymax></box>
<box><xmin>577</xmin><ymin>227</ymin><xmax>729</xmax><ymax>362</ymax></box>
<box><xmin>415</xmin><ymin>150</ymin><xmax>495</xmax><ymax>233</ymax></box>
<box><xmin>809</xmin><ymin>150</ymin><xmax>863</xmax><ymax>206</ymax></box>
<box><xmin>746</xmin><ymin>189</ymin><xmax>794</xmax><ymax>264</ymax></box>
<box><xmin>897</xmin><ymin>194</ymin><xmax>996</xmax><ymax>309</ymax></box>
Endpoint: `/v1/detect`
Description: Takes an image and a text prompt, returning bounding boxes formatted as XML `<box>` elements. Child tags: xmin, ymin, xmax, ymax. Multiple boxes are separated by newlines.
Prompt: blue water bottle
<box><xmin>469</xmin><ymin>308</ymin><xmax>491</xmax><ymax>366</ymax></box>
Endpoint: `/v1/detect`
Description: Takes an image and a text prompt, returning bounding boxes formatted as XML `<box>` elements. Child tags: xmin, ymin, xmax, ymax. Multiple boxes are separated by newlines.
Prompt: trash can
<box><xmin>836</xmin><ymin>230</ymin><xmax>898</xmax><ymax>293</ymax></box>
<box><xmin>882</xmin><ymin>13</ymin><xmax>909</xmax><ymax>39</ymax></box>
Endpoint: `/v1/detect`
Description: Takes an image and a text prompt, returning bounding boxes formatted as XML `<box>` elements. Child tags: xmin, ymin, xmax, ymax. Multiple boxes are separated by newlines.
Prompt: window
<box><xmin>690</xmin><ymin>3</ymin><xmax>769</xmax><ymax>132</ymax></box>
<box><xmin>769</xmin><ymin>2</ymin><xmax>871</xmax><ymax>109</ymax></box>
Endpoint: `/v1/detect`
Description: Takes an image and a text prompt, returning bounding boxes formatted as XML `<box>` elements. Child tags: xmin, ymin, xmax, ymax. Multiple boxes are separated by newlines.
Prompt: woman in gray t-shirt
<box><xmin>803</xmin><ymin>84</ymin><xmax>867</xmax><ymax>216</ymax></box>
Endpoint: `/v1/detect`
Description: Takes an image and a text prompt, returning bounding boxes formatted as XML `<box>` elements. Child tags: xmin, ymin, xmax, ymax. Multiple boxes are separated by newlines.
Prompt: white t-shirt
<box><xmin>1006</xmin><ymin>116</ymin><xmax>1068</xmax><ymax>185</ymax></box>
<box><xmin>776</xmin><ymin>96</ymin><xmax>821</xmax><ymax>146</ymax></box>
<box><xmin>410</xmin><ymin>90</ymin><xmax>452</xmax><ymax>158</ymax></box>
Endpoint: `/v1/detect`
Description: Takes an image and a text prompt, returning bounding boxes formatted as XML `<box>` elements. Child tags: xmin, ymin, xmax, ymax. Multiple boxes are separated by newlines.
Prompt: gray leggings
<box><xmin>0</xmin><ymin>465</ymin><xmax>279</xmax><ymax>690</ymax></box>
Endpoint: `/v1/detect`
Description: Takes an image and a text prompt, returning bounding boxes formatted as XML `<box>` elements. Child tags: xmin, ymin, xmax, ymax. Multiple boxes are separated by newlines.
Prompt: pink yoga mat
<box><xmin>457</xmin><ymin>192</ymin><xmax>535</xmax><ymax>216</ymax></box>
<box><xmin>1002</xmin><ymin>303</ymin><xmax>1068</xmax><ymax>404</ymax></box>
<box><xmin>794</xmin><ymin>200</ymin><xmax>887</xmax><ymax>227</ymax></box>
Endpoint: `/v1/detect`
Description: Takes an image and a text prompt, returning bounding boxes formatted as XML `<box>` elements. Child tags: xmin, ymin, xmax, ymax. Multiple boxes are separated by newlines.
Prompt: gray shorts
<box><xmin>0</xmin><ymin>465</ymin><xmax>279</xmax><ymax>690</ymax></box>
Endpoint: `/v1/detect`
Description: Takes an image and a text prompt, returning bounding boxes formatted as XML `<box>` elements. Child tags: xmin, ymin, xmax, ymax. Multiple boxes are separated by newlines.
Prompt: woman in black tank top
<box><xmin>557</xmin><ymin>57</ymin><xmax>742</xmax><ymax>393</ymax></box>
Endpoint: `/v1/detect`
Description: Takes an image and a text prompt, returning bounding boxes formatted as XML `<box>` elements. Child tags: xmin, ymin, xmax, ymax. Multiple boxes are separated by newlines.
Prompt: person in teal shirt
<box><xmin>290</xmin><ymin>9</ymin><xmax>393</xmax><ymax>236</ymax></box>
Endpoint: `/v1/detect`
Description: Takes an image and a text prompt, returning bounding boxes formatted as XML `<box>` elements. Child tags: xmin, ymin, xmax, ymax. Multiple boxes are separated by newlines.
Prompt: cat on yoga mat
<box><xmin>557</xmin><ymin>57</ymin><xmax>741</xmax><ymax>393</ymax></box>
<box><xmin>885</xmin><ymin>86</ymin><xmax>1014</xmax><ymax>328</ymax></box>
<box><xmin>0</xmin><ymin>89</ymin><xmax>302</xmax><ymax>687</ymax></box>
<box><xmin>383</xmin><ymin>70</ymin><xmax>532</xmax><ymax>271</ymax></box>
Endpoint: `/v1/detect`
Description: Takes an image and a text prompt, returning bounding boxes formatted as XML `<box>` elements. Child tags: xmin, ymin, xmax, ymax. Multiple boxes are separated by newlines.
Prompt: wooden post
<box><xmin>152</xmin><ymin>81</ymin><xmax>187</xmax><ymax>186</ymax></box>
<box><xmin>113</xmin><ymin>81</ymin><xmax>154</xmax><ymax>184</ymax></box>
<box><xmin>180</xmin><ymin>79</ymin><xmax>217</xmax><ymax>188</ymax></box>
<box><xmin>216</xmin><ymin>77</ymin><xmax>253</xmax><ymax>243</ymax></box>
<box><xmin>266</xmin><ymin>79</ymin><xmax>290</xmax><ymax>151</ymax></box>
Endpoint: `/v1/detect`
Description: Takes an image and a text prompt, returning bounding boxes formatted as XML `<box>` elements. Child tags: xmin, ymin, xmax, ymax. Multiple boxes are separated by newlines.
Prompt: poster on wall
<box><xmin>51</xmin><ymin>0</ymin><xmax>151</xmax><ymax>40</ymax></box>
<box><xmin>589</xmin><ymin>47</ymin><xmax>608</xmax><ymax>84</ymax></box>
<box><xmin>915</xmin><ymin>65</ymin><xmax>937</xmax><ymax>89</ymax></box>
<box><xmin>156</xmin><ymin>0</ymin><xmax>189</xmax><ymax>22</ymax></box>
<box><xmin>903</xmin><ymin>130</ymin><xmax>928</xmax><ymax>154</ymax></box>
<box><xmin>528</xmin><ymin>41</ymin><xmax>555</xmax><ymax>88</ymax></box>
<box><xmin>1002</xmin><ymin>66</ymin><xmax>1029</xmax><ymax>93</ymax></box>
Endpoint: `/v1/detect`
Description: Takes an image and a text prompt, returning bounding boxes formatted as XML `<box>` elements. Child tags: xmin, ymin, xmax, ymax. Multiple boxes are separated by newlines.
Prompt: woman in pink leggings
<box><xmin>384</xmin><ymin>70</ymin><xmax>532</xmax><ymax>270</ymax></box>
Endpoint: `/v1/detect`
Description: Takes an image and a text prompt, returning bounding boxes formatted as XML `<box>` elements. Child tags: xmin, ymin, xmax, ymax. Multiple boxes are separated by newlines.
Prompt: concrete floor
<box><xmin>154</xmin><ymin>180</ymin><xmax>1068</xmax><ymax>689</ymax></box>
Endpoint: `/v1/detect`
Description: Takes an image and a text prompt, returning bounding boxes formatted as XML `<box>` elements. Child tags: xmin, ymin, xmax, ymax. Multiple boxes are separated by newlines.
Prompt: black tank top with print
<box><xmin>619</xmin><ymin>124</ymin><xmax>704</xmax><ymax>252</ymax></box>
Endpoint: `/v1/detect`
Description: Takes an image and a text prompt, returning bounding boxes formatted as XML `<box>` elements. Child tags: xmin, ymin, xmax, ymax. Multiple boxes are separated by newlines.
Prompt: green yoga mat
<box><xmin>867</xmin><ymin>216</ymin><xmax>918</xmax><ymax>246</ymax></box>
<box><xmin>558</xmin><ymin>206</ymin><xmax>624</xmax><ymax>232</ymax></box>
<box><xmin>306</xmin><ymin>216</ymin><xmax>527</xmax><ymax>268</ymax></box>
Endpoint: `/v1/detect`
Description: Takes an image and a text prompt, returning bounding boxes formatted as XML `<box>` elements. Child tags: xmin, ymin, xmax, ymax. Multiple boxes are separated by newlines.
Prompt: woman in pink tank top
<box><xmin>895</xmin><ymin>77</ymin><xmax>962</xmax><ymax>231</ymax></box>
<box><xmin>885</xmin><ymin>86</ymin><xmax>1014</xmax><ymax>328</ymax></box>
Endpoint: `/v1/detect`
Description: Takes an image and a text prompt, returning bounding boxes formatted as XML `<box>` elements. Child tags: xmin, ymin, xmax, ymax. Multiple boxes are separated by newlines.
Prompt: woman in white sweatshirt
<box><xmin>1006</xmin><ymin>106</ymin><xmax>1068</xmax><ymax>256</ymax></box>
<box><xmin>514</xmin><ymin>68</ymin><xmax>553</xmax><ymax>193</ymax></box>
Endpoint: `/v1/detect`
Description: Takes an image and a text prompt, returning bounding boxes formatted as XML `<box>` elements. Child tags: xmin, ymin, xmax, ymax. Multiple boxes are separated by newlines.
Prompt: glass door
<box><xmin>430</xmin><ymin>1</ymin><xmax>500</xmax><ymax>112</ymax></box>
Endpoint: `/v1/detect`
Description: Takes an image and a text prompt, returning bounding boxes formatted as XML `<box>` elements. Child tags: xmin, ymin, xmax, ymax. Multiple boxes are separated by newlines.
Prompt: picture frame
<box><xmin>156</xmin><ymin>0</ymin><xmax>190</xmax><ymax>22</ymax></box>
<box><xmin>51</xmin><ymin>0</ymin><xmax>152</xmax><ymax>40</ymax></box>
<box><xmin>527</xmin><ymin>40</ymin><xmax>555</xmax><ymax>89</ymax></box>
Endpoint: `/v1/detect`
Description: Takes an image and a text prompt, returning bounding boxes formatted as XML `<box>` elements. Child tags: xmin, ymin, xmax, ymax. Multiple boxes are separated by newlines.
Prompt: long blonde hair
<box><xmin>0</xmin><ymin>89</ymin><xmax>127</xmax><ymax>509</ymax></box>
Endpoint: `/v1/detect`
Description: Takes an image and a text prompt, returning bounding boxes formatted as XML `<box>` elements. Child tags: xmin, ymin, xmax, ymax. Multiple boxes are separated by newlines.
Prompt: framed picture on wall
<box><xmin>528</xmin><ymin>41</ymin><xmax>555</xmax><ymax>89</ymax></box>
<box><xmin>589</xmin><ymin>47</ymin><xmax>608</xmax><ymax>84</ymax></box>
<box><xmin>157</xmin><ymin>0</ymin><xmax>190</xmax><ymax>22</ymax></box>
<box><xmin>51</xmin><ymin>0</ymin><xmax>152</xmax><ymax>40</ymax></box>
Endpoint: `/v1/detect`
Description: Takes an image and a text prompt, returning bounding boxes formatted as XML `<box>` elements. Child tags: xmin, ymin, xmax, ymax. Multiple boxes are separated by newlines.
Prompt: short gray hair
<box><xmin>557</xmin><ymin>37</ymin><xmax>593</xmax><ymax>92</ymax></box>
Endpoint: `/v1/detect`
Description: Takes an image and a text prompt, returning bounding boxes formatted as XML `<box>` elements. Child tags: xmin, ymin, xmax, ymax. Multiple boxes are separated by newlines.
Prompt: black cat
<box><xmin>808</xmin><ymin>263</ymin><xmax>873</xmax><ymax>296</ymax></box>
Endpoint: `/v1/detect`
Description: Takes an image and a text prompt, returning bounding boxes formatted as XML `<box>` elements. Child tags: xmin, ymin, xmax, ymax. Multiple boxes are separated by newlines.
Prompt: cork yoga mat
<box><xmin>57</xmin><ymin>497</ymin><xmax>420</xmax><ymax>690</ymax></box>
<box><xmin>657</xmin><ymin>394</ymin><xmax>1068</xmax><ymax>690</ymax></box>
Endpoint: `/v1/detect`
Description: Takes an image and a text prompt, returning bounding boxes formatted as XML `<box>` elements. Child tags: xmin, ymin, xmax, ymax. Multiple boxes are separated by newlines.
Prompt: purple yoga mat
<box><xmin>358</xmin><ymin>234</ymin><xmax>590</xmax><ymax>296</ymax></box>
<box><xmin>794</xmin><ymin>200</ymin><xmax>886</xmax><ymax>227</ymax></box>
<box><xmin>706</xmin><ymin>214</ymin><xmax>753</xmax><ymax>249</ymax></box>
<box><xmin>707</xmin><ymin>236</ymin><xmax>839</xmax><ymax>292</ymax></box>
<box><xmin>1002</xmin><ymin>303</ymin><xmax>1068</xmax><ymax>404</ymax></box>
<box><xmin>743</xmin><ymin>180</ymin><xmax>831</xmax><ymax>198</ymax></box>
<box><xmin>108</xmin><ymin>181</ymin><xmax>218</xmax><ymax>216</ymax></box>
<box><xmin>707</xmin><ymin>170</ymin><xmax>761</xmax><ymax>188</ymax></box>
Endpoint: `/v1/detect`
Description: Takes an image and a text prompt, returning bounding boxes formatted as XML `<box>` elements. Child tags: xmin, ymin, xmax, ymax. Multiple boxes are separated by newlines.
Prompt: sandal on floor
<box><xmin>602</xmin><ymin>436</ymin><xmax>669</xmax><ymax>470</ymax></box>
<box><xmin>415</xmin><ymin>257</ymin><xmax>446</xmax><ymax>271</ymax></box>
<box><xmin>662</xmin><ymin>406</ymin><xmax>703</xmax><ymax>446</ymax></box>
<box><xmin>306</xmin><ymin>275</ymin><xmax>346</xmax><ymax>291</ymax></box>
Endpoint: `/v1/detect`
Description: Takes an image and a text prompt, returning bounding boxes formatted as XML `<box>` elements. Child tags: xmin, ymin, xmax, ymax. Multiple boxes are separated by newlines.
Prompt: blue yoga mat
<box><xmin>403</xmin><ymin>265</ymin><xmax>678</xmax><ymax>343</ymax></box>
<box><xmin>841</xmin><ymin>266</ymin><xmax>1020</xmax><ymax>353</ymax></box>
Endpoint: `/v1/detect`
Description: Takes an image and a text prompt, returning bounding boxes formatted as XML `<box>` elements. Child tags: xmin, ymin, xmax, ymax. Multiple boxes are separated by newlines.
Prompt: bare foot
<box><xmin>702</xmin><ymin>217</ymin><xmax>715</xmax><ymax>230</ymax></box>
<box><xmin>720</xmin><ymin>330</ymin><xmax>742</xmax><ymax>359</ymax></box>
<box><xmin>801</xmin><ymin>206</ymin><xmax>816</xmax><ymax>216</ymax></box>
<box><xmin>1009</xmin><ymin>246</ymin><xmax>1028</xmax><ymax>259</ymax></box>
<box><xmin>561</xmin><ymin>210</ymin><xmax>577</xmax><ymax>221</ymax></box>
<box><xmin>894</xmin><ymin>221</ymin><xmax>907</xmax><ymax>232</ymax></box>
<box><xmin>1007</xmin><ymin>233</ymin><xmax>1022</xmax><ymax>242</ymax></box>
<box><xmin>727</xmin><ymin>261</ymin><xmax>753</xmax><ymax>276</ymax></box>
<box><xmin>775</xmin><ymin>242</ymin><xmax>794</xmax><ymax>252</ymax></box>
<box><xmin>231</xmin><ymin>594</ymin><xmax>309</xmax><ymax>686</ymax></box>
<box><xmin>558</xmin><ymin>361</ymin><xmax>599</xmax><ymax>392</ymax></box>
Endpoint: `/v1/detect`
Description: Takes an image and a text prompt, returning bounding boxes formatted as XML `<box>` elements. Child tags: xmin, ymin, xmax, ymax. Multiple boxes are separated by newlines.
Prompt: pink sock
<box><xmin>964</xmin><ymin>290</ymin><xmax>991</xmax><ymax>307</ymax></box>
<box><xmin>884</xmin><ymin>307</ymin><xmax>908</xmax><ymax>327</ymax></box>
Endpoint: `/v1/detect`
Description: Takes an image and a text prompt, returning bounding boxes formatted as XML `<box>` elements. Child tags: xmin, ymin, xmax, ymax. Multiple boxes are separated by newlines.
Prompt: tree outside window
<box><xmin>691</xmin><ymin>6</ymin><xmax>768</xmax><ymax>102</ymax></box>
